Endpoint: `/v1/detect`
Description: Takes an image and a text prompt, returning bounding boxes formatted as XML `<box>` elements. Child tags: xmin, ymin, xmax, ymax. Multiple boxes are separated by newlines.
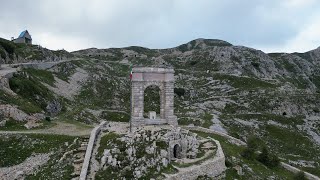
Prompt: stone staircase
<box><xmin>71</xmin><ymin>136</ymin><xmax>89</xmax><ymax>180</ymax></box>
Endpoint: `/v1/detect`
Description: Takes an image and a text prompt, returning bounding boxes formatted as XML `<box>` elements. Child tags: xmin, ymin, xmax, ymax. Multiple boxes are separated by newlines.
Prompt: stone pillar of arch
<box><xmin>164</xmin><ymin>81</ymin><xmax>177</xmax><ymax>125</ymax></box>
<box><xmin>130</xmin><ymin>67</ymin><xmax>177</xmax><ymax>130</ymax></box>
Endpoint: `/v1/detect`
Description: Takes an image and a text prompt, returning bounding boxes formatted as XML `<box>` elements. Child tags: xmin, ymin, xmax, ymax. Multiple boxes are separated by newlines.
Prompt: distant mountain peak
<box><xmin>176</xmin><ymin>38</ymin><xmax>232</xmax><ymax>52</ymax></box>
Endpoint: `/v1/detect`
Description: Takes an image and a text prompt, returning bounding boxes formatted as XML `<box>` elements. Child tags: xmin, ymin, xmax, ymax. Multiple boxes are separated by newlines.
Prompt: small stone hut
<box><xmin>12</xmin><ymin>30</ymin><xmax>32</xmax><ymax>44</ymax></box>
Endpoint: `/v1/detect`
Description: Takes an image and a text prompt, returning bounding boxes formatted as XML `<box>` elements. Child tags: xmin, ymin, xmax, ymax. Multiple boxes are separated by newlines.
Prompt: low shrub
<box><xmin>251</xmin><ymin>62</ymin><xmax>260</xmax><ymax>68</ymax></box>
<box><xmin>257</xmin><ymin>146</ymin><xmax>280</xmax><ymax>168</ymax></box>
<box><xmin>45</xmin><ymin>116</ymin><xmax>51</xmax><ymax>122</ymax></box>
<box><xmin>174</xmin><ymin>88</ymin><xmax>186</xmax><ymax>97</ymax></box>
<box><xmin>241</xmin><ymin>136</ymin><xmax>260</xmax><ymax>160</ymax></box>
<box><xmin>241</xmin><ymin>147</ymin><xmax>255</xmax><ymax>160</ymax></box>
<box><xmin>189</xmin><ymin>60</ymin><xmax>198</xmax><ymax>66</ymax></box>
<box><xmin>9</xmin><ymin>72</ymin><xmax>55</xmax><ymax>111</ymax></box>
<box><xmin>247</xmin><ymin>136</ymin><xmax>260</xmax><ymax>150</ymax></box>
<box><xmin>0</xmin><ymin>38</ymin><xmax>15</xmax><ymax>55</ymax></box>
<box><xmin>293</xmin><ymin>171</ymin><xmax>307</xmax><ymax>180</ymax></box>
<box><xmin>100</xmin><ymin>111</ymin><xmax>130</xmax><ymax>122</ymax></box>
<box><xmin>0</xmin><ymin>49</ymin><xmax>6</xmax><ymax>59</ymax></box>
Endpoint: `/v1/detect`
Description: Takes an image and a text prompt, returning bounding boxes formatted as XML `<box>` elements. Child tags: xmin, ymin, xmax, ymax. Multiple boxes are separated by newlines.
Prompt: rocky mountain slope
<box><xmin>0</xmin><ymin>37</ymin><xmax>73</xmax><ymax>64</ymax></box>
<box><xmin>1</xmin><ymin>38</ymin><xmax>320</xmax><ymax>177</ymax></box>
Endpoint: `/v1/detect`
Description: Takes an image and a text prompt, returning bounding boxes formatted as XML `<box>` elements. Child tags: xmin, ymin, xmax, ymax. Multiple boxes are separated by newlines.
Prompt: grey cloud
<box><xmin>0</xmin><ymin>0</ymin><xmax>319</xmax><ymax>52</ymax></box>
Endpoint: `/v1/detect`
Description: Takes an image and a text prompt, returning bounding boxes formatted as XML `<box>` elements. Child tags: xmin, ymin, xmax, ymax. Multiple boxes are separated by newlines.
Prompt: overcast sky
<box><xmin>0</xmin><ymin>0</ymin><xmax>320</xmax><ymax>53</ymax></box>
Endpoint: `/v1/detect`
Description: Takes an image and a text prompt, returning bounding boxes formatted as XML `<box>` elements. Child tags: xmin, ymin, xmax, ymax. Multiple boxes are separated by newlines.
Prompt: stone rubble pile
<box><xmin>98</xmin><ymin>127</ymin><xmax>202</xmax><ymax>179</ymax></box>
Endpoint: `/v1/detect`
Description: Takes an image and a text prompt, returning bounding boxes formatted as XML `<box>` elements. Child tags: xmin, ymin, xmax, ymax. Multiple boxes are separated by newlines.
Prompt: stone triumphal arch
<box><xmin>131</xmin><ymin>67</ymin><xmax>177</xmax><ymax>128</ymax></box>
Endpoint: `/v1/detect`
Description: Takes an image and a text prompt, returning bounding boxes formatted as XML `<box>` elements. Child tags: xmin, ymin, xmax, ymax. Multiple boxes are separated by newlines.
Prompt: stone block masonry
<box><xmin>79</xmin><ymin>121</ymin><xmax>106</xmax><ymax>180</ymax></box>
<box><xmin>182</xmin><ymin>126</ymin><xmax>246</xmax><ymax>146</ymax></box>
<box><xmin>130</xmin><ymin>67</ymin><xmax>177</xmax><ymax>130</ymax></box>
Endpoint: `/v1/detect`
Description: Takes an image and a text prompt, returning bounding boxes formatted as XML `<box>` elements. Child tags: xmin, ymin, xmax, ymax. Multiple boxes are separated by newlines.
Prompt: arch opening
<box><xmin>130</xmin><ymin>67</ymin><xmax>178</xmax><ymax>129</ymax></box>
<box><xmin>144</xmin><ymin>85</ymin><xmax>161</xmax><ymax>119</ymax></box>
<box><xmin>173</xmin><ymin>144</ymin><xmax>182</xmax><ymax>159</ymax></box>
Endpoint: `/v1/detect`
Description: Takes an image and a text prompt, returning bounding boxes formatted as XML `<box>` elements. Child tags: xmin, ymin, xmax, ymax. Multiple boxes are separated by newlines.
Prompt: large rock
<box><xmin>46</xmin><ymin>100</ymin><xmax>62</xmax><ymax>116</ymax></box>
<box><xmin>0</xmin><ymin>104</ymin><xmax>45</xmax><ymax>122</ymax></box>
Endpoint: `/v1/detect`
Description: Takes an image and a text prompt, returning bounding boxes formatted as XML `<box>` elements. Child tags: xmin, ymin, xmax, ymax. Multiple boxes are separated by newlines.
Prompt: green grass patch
<box><xmin>156</xmin><ymin>140</ymin><xmax>167</xmax><ymax>149</ymax></box>
<box><xmin>23</xmin><ymin>68</ymin><xmax>55</xmax><ymax>86</ymax></box>
<box><xmin>192</xmin><ymin>130</ymin><xmax>296</xmax><ymax>179</ymax></box>
<box><xmin>100</xmin><ymin>111</ymin><xmax>130</xmax><ymax>122</ymax></box>
<box><xmin>201</xmin><ymin>113</ymin><xmax>213</xmax><ymax>128</ymax></box>
<box><xmin>293</xmin><ymin>52</ymin><xmax>312</xmax><ymax>61</ymax></box>
<box><xmin>56</xmin><ymin>108</ymin><xmax>98</xmax><ymax>125</ymax></box>
<box><xmin>213</xmin><ymin>74</ymin><xmax>277</xmax><ymax>89</ymax></box>
<box><xmin>26</xmin><ymin>136</ymin><xmax>80</xmax><ymax>180</ymax></box>
<box><xmin>144</xmin><ymin>85</ymin><xmax>160</xmax><ymax>114</ymax></box>
<box><xmin>178</xmin><ymin>117</ymin><xmax>202</xmax><ymax>126</ymax></box>
<box><xmin>0</xmin><ymin>118</ymin><xmax>55</xmax><ymax>131</ymax></box>
<box><xmin>97</xmin><ymin>132</ymin><xmax>121</xmax><ymax>159</ymax></box>
<box><xmin>217</xmin><ymin>117</ymin><xmax>320</xmax><ymax>177</ymax></box>
<box><xmin>263</xmin><ymin>125</ymin><xmax>320</xmax><ymax>165</ymax></box>
<box><xmin>53</xmin><ymin>61</ymin><xmax>79</xmax><ymax>82</ymax></box>
<box><xmin>76</xmin><ymin>69</ymin><xmax>130</xmax><ymax>112</ymax></box>
<box><xmin>0</xmin><ymin>38</ymin><xmax>15</xmax><ymax>54</ymax></box>
<box><xmin>221</xmin><ymin>113</ymin><xmax>304</xmax><ymax>126</ymax></box>
<box><xmin>9</xmin><ymin>72</ymin><xmax>55</xmax><ymax>111</ymax></box>
<box><xmin>268</xmin><ymin>53</ymin><xmax>283</xmax><ymax>58</ymax></box>
<box><xmin>0</xmin><ymin>118</ymin><xmax>27</xmax><ymax>130</ymax></box>
<box><xmin>282</xmin><ymin>60</ymin><xmax>297</xmax><ymax>73</ymax></box>
<box><xmin>161</xmin><ymin>163</ymin><xmax>178</xmax><ymax>174</ymax></box>
<box><xmin>124</xmin><ymin>46</ymin><xmax>158</xmax><ymax>57</ymax></box>
<box><xmin>26</xmin><ymin>161</ymin><xmax>74</xmax><ymax>180</ymax></box>
<box><xmin>0</xmin><ymin>89</ymin><xmax>42</xmax><ymax>114</ymax></box>
<box><xmin>280</xmin><ymin>76</ymin><xmax>310</xmax><ymax>89</ymax></box>
<box><xmin>0</xmin><ymin>133</ymin><xmax>76</xmax><ymax>167</ymax></box>
<box><xmin>0</xmin><ymin>48</ymin><xmax>6</xmax><ymax>59</ymax></box>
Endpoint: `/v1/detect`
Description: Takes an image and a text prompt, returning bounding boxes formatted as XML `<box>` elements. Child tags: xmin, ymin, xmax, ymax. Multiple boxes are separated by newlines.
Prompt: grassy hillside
<box><xmin>1</xmin><ymin>38</ymin><xmax>320</xmax><ymax>178</ymax></box>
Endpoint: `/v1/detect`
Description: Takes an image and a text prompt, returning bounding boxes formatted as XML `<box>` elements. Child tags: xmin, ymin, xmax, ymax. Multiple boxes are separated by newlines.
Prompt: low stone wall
<box><xmin>79</xmin><ymin>121</ymin><xmax>106</xmax><ymax>180</ymax></box>
<box><xmin>184</xmin><ymin>126</ymin><xmax>320</xmax><ymax>180</ymax></box>
<box><xmin>281</xmin><ymin>162</ymin><xmax>320</xmax><ymax>180</ymax></box>
<box><xmin>182</xmin><ymin>126</ymin><xmax>246</xmax><ymax>146</ymax></box>
<box><xmin>167</xmin><ymin>138</ymin><xmax>226</xmax><ymax>179</ymax></box>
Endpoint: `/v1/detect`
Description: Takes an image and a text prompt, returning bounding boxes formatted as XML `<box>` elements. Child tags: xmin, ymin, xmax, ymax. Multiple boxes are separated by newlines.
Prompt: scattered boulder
<box><xmin>24</xmin><ymin>120</ymin><xmax>43</xmax><ymax>129</ymax></box>
<box><xmin>46</xmin><ymin>100</ymin><xmax>62</xmax><ymax>116</ymax></box>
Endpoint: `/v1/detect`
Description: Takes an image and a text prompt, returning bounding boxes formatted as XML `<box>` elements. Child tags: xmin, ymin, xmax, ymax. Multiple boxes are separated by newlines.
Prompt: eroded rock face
<box><xmin>0</xmin><ymin>112</ymin><xmax>7</xmax><ymax>126</ymax></box>
<box><xmin>0</xmin><ymin>76</ymin><xmax>11</xmax><ymax>90</ymax></box>
<box><xmin>0</xmin><ymin>104</ymin><xmax>44</xmax><ymax>121</ymax></box>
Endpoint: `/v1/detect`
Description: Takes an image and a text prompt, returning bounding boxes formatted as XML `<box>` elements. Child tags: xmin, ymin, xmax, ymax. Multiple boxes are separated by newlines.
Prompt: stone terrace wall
<box><xmin>281</xmin><ymin>162</ymin><xmax>320</xmax><ymax>180</ymax></box>
<box><xmin>167</xmin><ymin>139</ymin><xmax>226</xmax><ymax>179</ymax></box>
<box><xmin>182</xmin><ymin>126</ymin><xmax>246</xmax><ymax>146</ymax></box>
